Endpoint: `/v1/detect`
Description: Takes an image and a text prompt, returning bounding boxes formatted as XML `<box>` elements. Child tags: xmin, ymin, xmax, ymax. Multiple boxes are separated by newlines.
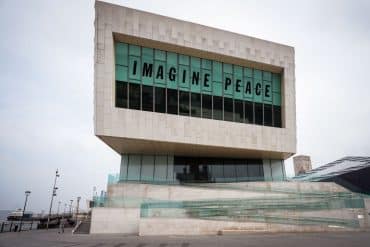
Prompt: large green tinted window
<box><xmin>115</xmin><ymin>41</ymin><xmax>283</xmax><ymax>128</ymax></box>
<box><xmin>115</xmin><ymin>41</ymin><xmax>281</xmax><ymax>106</ymax></box>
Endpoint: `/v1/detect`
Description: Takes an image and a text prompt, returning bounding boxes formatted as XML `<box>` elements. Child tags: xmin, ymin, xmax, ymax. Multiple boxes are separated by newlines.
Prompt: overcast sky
<box><xmin>0</xmin><ymin>0</ymin><xmax>369</xmax><ymax>212</ymax></box>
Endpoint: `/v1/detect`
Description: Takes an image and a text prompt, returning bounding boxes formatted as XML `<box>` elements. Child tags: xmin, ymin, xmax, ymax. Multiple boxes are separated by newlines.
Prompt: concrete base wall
<box><xmin>90</xmin><ymin>208</ymin><xmax>140</xmax><ymax>234</ymax></box>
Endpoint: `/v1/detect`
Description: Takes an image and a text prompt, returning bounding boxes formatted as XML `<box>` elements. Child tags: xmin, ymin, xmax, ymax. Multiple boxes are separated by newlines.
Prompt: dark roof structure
<box><xmin>293</xmin><ymin>156</ymin><xmax>370</xmax><ymax>194</ymax></box>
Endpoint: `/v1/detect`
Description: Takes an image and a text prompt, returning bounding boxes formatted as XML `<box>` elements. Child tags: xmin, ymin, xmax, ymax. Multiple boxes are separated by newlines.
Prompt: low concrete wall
<box><xmin>90</xmin><ymin>208</ymin><xmax>140</xmax><ymax>234</ymax></box>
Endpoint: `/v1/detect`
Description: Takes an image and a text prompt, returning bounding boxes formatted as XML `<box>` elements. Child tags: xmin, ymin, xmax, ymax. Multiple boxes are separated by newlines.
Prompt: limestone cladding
<box><xmin>94</xmin><ymin>1</ymin><xmax>296</xmax><ymax>159</ymax></box>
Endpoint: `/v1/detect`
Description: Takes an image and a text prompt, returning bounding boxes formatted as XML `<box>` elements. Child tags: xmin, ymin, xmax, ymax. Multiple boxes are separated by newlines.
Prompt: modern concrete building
<box><xmin>94</xmin><ymin>0</ymin><xmax>296</xmax><ymax>185</ymax></box>
<box><xmin>293</xmin><ymin>155</ymin><xmax>312</xmax><ymax>176</ymax></box>
<box><xmin>90</xmin><ymin>1</ymin><xmax>369</xmax><ymax>235</ymax></box>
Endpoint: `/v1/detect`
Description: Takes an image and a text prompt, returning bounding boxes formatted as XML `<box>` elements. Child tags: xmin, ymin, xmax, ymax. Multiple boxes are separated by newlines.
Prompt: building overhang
<box><xmin>98</xmin><ymin>134</ymin><xmax>293</xmax><ymax>160</ymax></box>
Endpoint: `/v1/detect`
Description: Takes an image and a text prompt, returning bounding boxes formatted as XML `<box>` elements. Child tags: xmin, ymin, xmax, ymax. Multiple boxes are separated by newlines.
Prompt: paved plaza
<box><xmin>1</xmin><ymin>229</ymin><xmax>370</xmax><ymax>247</ymax></box>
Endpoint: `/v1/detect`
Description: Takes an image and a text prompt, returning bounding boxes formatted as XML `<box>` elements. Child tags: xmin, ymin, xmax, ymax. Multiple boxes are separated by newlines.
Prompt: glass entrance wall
<box><xmin>173</xmin><ymin>156</ymin><xmax>264</xmax><ymax>182</ymax></box>
<box><xmin>119</xmin><ymin>155</ymin><xmax>283</xmax><ymax>183</ymax></box>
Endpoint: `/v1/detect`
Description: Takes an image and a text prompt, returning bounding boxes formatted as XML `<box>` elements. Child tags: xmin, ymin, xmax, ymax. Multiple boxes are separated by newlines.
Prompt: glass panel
<box><xmin>253</xmin><ymin>78</ymin><xmax>263</xmax><ymax>103</ymax></box>
<box><xmin>115</xmin><ymin>42</ymin><xmax>128</xmax><ymax>66</ymax></box>
<box><xmin>174</xmin><ymin>157</ymin><xmax>189</xmax><ymax>182</ymax></box>
<box><xmin>116</xmin><ymin>81</ymin><xmax>127</xmax><ymax>108</ymax></box>
<box><xmin>223</xmin><ymin>97</ymin><xmax>233</xmax><ymax>121</ymax></box>
<box><xmin>235</xmin><ymin>162</ymin><xmax>248</xmax><ymax>181</ymax></box>
<box><xmin>120</xmin><ymin>155</ymin><xmax>128</xmax><ymax>181</ymax></box>
<box><xmin>141</xmin><ymin>155</ymin><xmax>154</xmax><ymax>181</ymax></box>
<box><xmin>223</xmin><ymin>160</ymin><xmax>236</xmax><ymax>182</ymax></box>
<box><xmin>155</xmin><ymin>87</ymin><xmax>166</xmax><ymax>113</ymax></box>
<box><xmin>273</xmin><ymin>105</ymin><xmax>282</xmax><ymax>127</ymax></box>
<box><xmin>245</xmin><ymin>101</ymin><xmax>253</xmax><ymax>124</ymax></box>
<box><xmin>173</xmin><ymin>157</ymin><xmax>264</xmax><ymax>183</ymax></box>
<box><xmin>154</xmin><ymin>156</ymin><xmax>168</xmax><ymax>182</ymax></box>
<box><xmin>202</xmin><ymin>94</ymin><xmax>212</xmax><ymax>119</ymax></box>
<box><xmin>127</xmin><ymin>155</ymin><xmax>141</xmax><ymax>181</ymax></box>
<box><xmin>179</xmin><ymin>91</ymin><xmax>190</xmax><ymax>116</ymax></box>
<box><xmin>234</xmin><ymin>99</ymin><xmax>243</xmax><ymax>123</ymax></box>
<box><xmin>167</xmin><ymin>156</ymin><xmax>174</xmax><ymax>182</ymax></box>
<box><xmin>263</xmin><ymin>104</ymin><xmax>273</xmax><ymax>126</ymax></box>
<box><xmin>248</xmin><ymin>159</ymin><xmax>264</xmax><ymax>181</ymax></box>
<box><xmin>213</xmin><ymin>96</ymin><xmax>223</xmax><ymax>120</ymax></box>
<box><xmin>129</xmin><ymin>83</ymin><xmax>141</xmax><ymax>110</ymax></box>
<box><xmin>190</xmin><ymin>93</ymin><xmax>201</xmax><ymax>117</ymax></box>
<box><xmin>167</xmin><ymin>89</ymin><xmax>178</xmax><ymax>115</ymax></box>
<box><xmin>128</xmin><ymin>56</ymin><xmax>141</xmax><ymax>82</ymax></box>
<box><xmin>254</xmin><ymin>102</ymin><xmax>263</xmax><ymax>125</ymax></box>
<box><xmin>212</xmin><ymin>162</ymin><xmax>224</xmax><ymax>182</ymax></box>
<box><xmin>116</xmin><ymin>65</ymin><xmax>128</xmax><ymax>82</ymax></box>
<box><xmin>142</xmin><ymin>85</ymin><xmax>153</xmax><ymax>112</ymax></box>
<box><xmin>190</xmin><ymin>57</ymin><xmax>201</xmax><ymax>93</ymax></box>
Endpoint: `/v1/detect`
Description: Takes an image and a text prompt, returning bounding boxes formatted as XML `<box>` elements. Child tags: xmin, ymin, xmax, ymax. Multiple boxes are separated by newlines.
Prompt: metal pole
<box><xmin>57</xmin><ymin>201</ymin><xmax>61</xmax><ymax>216</ymax></box>
<box><xmin>62</xmin><ymin>203</ymin><xmax>67</xmax><ymax>219</ymax></box>
<box><xmin>47</xmin><ymin>169</ymin><xmax>60</xmax><ymax>230</ymax></box>
<box><xmin>75</xmin><ymin>197</ymin><xmax>81</xmax><ymax>226</ymax></box>
<box><xmin>69</xmin><ymin>200</ymin><xmax>73</xmax><ymax>216</ymax></box>
<box><xmin>19</xmin><ymin>191</ymin><xmax>31</xmax><ymax>232</ymax></box>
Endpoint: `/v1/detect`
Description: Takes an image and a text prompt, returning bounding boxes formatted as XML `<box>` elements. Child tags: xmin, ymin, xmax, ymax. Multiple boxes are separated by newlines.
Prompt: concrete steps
<box><xmin>73</xmin><ymin>219</ymin><xmax>91</xmax><ymax>234</ymax></box>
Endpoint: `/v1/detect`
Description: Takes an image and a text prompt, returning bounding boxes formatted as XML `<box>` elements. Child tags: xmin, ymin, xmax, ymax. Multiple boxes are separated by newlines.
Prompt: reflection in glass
<box><xmin>213</xmin><ymin>96</ymin><xmax>223</xmax><ymax>120</ymax></box>
<box><xmin>142</xmin><ymin>85</ymin><xmax>153</xmax><ymax>112</ymax></box>
<box><xmin>202</xmin><ymin>94</ymin><xmax>212</xmax><ymax>119</ymax></box>
<box><xmin>273</xmin><ymin>105</ymin><xmax>282</xmax><ymax>127</ymax></box>
<box><xmin>167</xmin><ymin>89</ymin><xmax>178</xmax><ymax>114</ymax></box>
<box><xmin>263</xmin><ymin>104</ymin><xmax>273</xmax><ymax>126</ymax></box>
<box><xmin>245</xmin><ymin>101</ymin><xmax>253</xmax><ymax>124</ymax></box>
<box><xmin>155</xmin><ymin>87</ymin><xmax>166</xmax><ymax>113</ymax></box>
<box><xmin>224</xmin><ymin>97</ymin><xmax>233</xmax><ymax>121</ymax></box>
<box><xmin>234</xmin><ymin>100</ymin><xmax>244</xmax><ymax>123</ymax></box>
<box><xmin>179</xmin><ymin>91</ymin><xmax>190</xmax><ymax>116</ymax></box>
<box><xmin>190</xmin><ymin>93</ymin><xmax>201</xmax><ymax>117</ymax></box>
<box><xmin>129</xmin><ymin>83</ymin><xmax>141</xmax><ymax>110</ymax></box>
<box><xmin>116</xmin><ymin>81</ymin><xmax>128</xmax><ymax>108</ymax></box>
<box><xmin>254</xmin><ymin>102</ymin><xmax>263</xmax><ymax>125</ymax></box>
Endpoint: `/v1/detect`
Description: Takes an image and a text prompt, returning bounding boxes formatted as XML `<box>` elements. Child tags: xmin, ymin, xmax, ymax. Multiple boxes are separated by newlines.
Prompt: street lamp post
<box><xmin>69</xmin><ymin>200</ymin><xmax>73</xmax><ymax>216</ymax></box>
<box><xmin>46</xmin><ymin>169</ymin><xmax>60</xmax><ymax>230</ymax></box>
<box><xmin>75</xmin><ymin>197</ymin><xmax>81</xmax><ymax>226</ymax></box>
<box><xmin>62</xmin><ymin>203</ymin><xmax>67</xmax><ymax>219</ymax></box>
<box><xmin>19</xmin><ymin>191</ymin><xmax>31</xmax><ymax>232</ymax></box>
<box><xmin>57</xmin><ymin>201</ymin><xmax>61</xmax><ymax>216</ymax></box>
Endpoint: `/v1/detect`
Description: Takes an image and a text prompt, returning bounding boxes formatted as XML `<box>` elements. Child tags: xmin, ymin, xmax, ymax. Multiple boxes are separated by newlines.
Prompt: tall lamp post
<box><xmin>69</xmin><ymin>200</ymin><xmax>73</xmax><ymax>215</ymax></box>
<box><xmin>19</xmin><ymin>190</ymin><xmax>31</xmax><ymax>232</ymax></box>
<box><xmin>46</xmin><ymin>169</ymin><xmax>60</xmax><ymax>230</ymax></box>
<box><xmin>75</xmin><ymin>197</ymin><xmax>81</xmax><ymax>225</ymax></box>
<box><xmin>57</xmin><ymin>201</ymin><xmax>61</xmax><ymax>216</ymax></box>
<box><xmin>62</xmin><ymin>203</ymin><xmax>67</xmax><ymax>219</ymax></box>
